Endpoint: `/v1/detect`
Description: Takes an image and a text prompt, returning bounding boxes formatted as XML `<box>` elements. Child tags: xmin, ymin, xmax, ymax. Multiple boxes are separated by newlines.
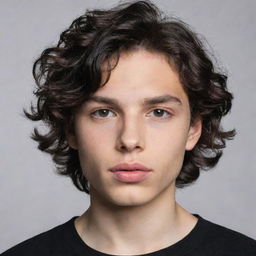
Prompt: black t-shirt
<box><xmin>1</xmin><ymin>214</ymin><xmax>256</xmax><ymax>255</ymax></box>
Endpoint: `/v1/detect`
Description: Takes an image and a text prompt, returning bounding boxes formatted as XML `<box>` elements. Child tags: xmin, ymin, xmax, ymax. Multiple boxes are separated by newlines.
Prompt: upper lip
<box><xmin>109</xmin><ymin>162</ymin><xmax>152</xmax><ymax>172</ymax></box>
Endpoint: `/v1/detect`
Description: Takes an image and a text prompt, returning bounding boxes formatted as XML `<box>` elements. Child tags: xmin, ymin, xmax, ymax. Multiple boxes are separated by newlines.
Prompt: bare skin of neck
<box><xmin>75</xmin><ymin>185</ymin><xmax>198</xmax><ymax>255</ymax></box>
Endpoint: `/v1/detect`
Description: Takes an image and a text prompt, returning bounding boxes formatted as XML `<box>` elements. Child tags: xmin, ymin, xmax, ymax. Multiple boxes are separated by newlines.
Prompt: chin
<box><xmin>104</xmin><ymin>186</ymin><xmax>158</xmax><ymax>208</ymax></box>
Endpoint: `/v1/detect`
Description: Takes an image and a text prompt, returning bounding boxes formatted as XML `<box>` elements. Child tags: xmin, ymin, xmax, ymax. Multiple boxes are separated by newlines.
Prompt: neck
<box><xmin>75</xmin><ymin>186</ymin><xmax>197</xmax><ymax>255</ymax></box>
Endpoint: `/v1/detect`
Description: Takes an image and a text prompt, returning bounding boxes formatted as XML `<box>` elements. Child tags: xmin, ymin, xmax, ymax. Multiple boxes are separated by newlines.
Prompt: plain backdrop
<box><xmin>0</xmin><ymin>0</ymin><xmax>255</xmax><ymax>252</ymax></box>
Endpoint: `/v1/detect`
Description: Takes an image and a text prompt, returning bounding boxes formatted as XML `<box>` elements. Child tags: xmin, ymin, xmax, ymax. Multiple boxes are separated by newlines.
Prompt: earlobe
<box><xmin>65</xmin><ymin>121</ymin><xmax>78</xmax><ymax>150</ymax></box>
<box><xmin>185</xmin><ymin>117</ymin><xmax>202</xmax><ymax>151</ymax></box>
<box><xmin>67</xmin><ymin>133</ymin><xmax>78</xmax><ymax>150</ymax></box>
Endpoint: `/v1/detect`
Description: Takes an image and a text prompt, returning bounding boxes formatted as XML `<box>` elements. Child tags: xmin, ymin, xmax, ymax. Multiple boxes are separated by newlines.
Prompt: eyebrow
<box><xmin>86</xmin><ymin>94</ymin><xmax>182</xmax><ymax>107</ymax></box>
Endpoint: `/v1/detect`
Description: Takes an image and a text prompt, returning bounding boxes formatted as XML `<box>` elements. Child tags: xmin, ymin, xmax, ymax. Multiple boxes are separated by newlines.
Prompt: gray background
<box><xmin>0</xmin><ymin>0</ymin><xmax>255</xmax><ymax>252</ymax></box>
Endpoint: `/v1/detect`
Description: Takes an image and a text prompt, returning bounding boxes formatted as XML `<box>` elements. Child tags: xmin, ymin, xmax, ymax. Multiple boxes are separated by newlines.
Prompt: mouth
<box><xmin>109</xmin><ymin>162</ymin><xmax>152</xmax><ymax>172</ymax></box>
<box><xmin>109</xmin><ymin>162</ymin><xmax>152</xmax><ymax>183</ymax></box>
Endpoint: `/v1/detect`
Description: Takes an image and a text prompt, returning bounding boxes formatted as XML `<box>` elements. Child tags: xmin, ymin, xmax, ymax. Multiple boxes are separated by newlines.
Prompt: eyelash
<box><xmin>90</xmin><ymin>108</ymin><xmax>173</xmax><ymax>119</ymax></box>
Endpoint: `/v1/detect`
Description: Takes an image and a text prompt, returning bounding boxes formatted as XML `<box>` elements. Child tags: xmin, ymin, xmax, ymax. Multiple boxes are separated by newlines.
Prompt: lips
<box><xmin>109</xmin><ymin>162</ymin><xmax>152</xmax><ymax>183</ymax></box>
<box><xmin>109</xmin><ymin>162</ymin><xmax>152</xmax><ymax>172</ymax></box>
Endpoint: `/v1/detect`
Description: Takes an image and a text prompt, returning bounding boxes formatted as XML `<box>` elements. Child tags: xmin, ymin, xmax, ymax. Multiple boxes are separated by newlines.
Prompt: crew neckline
<box><xmin>63</xmin><ymin>214</ymin><xmax>210</xmax><ymax>256</ymax></box>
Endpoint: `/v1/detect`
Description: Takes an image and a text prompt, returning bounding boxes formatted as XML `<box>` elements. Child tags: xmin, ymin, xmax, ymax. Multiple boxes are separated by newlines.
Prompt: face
<box><xmin>68</xmin><ymin>50</ymin><xmax>201</xmax><ymax>207</ymax></box>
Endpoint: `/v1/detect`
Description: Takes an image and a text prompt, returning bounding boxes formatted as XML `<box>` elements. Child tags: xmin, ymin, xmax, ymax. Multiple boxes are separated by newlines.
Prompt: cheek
<box><xmin>75</xmin><ymin>124</ymin><xmax>114</xmax><ymax>176</ymax></box>
<box><xmin>149</xmin><ymin>124</ymin><xmax>189</xmax><ymax>176</ymax></box>
<box><xmin>76</xmin><ymin>120</ymin><xmax>112</xmax><ymax>153</ymax></box>
<box><xmin>149</xmin><ymin>118</ymin><xmax>189</xmax><ymax>149</ymax></box>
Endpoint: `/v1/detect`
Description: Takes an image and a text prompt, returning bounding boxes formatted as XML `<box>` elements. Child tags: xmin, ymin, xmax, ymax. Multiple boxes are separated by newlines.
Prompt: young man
<box><xmin>2</xmin><ymin>1</ymin><xmax>256</xmax><ymax>255</ymax></box>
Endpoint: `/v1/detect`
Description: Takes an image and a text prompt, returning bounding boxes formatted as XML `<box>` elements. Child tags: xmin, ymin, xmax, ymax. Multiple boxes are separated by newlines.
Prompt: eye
<box><xmin>90</xmin><ymin>109</ymin><xmax>116</xmax><ymax>118</ymax></box>
<box><xmin>148</xmin><ymin>109</ymin><xmax>172</xmax><ymax>119</ymax></box>
<box><xmin>90</xmin><ymin>108</ymin><xmax>172</xmax><ymax>119</ymax></box>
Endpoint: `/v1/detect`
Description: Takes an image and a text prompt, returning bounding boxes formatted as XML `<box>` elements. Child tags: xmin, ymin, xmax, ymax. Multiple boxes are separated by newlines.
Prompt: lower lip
<box><xmin>111</xmin><ymin>170</ymin><xmax>151</xmax><ymax>182</ymax></box>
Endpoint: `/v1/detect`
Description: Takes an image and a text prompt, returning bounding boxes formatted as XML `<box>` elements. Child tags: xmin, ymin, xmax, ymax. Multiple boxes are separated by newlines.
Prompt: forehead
<box><xmin>92</xmin><ymin>49</ymin><xmax>188</xmax><ymax>107</ymax></box>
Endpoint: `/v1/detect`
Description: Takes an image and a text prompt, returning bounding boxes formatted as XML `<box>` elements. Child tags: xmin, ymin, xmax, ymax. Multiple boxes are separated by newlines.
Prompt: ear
<box><xmin>66</xmin><ymin>130</ymin><xmax>78</xmax><ymax>150</ymax></box>
<box><xmin>185</xmin><ymin>117</ymin><xmax>202</xmax><ymax>151</ymax></box>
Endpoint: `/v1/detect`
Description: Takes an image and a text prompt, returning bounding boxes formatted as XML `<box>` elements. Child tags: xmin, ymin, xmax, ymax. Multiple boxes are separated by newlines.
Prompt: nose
<box><xmin>116</xmin><ymin>115</ymin><xmax>145</xmax><ymax>153</ymax></box>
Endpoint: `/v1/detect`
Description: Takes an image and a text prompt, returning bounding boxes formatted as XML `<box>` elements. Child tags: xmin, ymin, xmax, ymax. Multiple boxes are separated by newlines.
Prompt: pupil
<box><xmin>100</xmin><ymin>110</ymin><xmax>108</xmax><ymax>117</ymax></box>
<box><xmin>154</xmin><ymin>109</ymin><xmax>163</xmax><ymax>116</ymax></box>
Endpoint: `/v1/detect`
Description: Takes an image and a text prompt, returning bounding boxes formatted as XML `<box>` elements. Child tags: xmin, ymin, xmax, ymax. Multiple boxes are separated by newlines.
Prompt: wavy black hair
<box><xmin>25</xmin><ymin>0</ymin><xmax>236</xmax><ymax>193</ymax></box>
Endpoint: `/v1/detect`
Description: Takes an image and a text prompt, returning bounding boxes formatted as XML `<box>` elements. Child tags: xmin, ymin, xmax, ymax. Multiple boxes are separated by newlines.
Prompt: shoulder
<box><xmin>1</xmin><ymin>217</ymin><xmax>77</xmax><ymax>256</ymax></box>
<box><xmin>196</xmin><ymin>215</ymin><xmax>256</xmax><ymax>255</ymax></box>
